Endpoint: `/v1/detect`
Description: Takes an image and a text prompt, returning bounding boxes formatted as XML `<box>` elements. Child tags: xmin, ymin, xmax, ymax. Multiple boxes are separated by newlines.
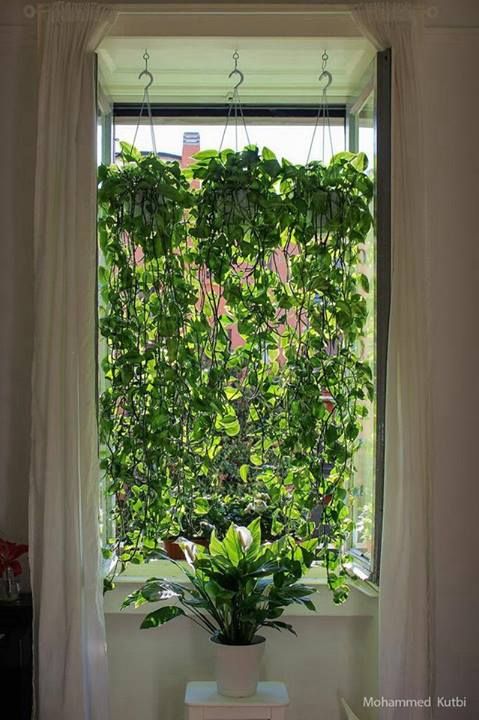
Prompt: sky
<box><xmin>113</xmin><ymin>122</ymin><xmax>351</xmax><ymax>166</ymax></box>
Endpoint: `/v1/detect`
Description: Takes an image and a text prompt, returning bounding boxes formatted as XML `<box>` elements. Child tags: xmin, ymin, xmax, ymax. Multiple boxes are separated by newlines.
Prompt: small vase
<box><xmin>211</xmin><ymin>635</ymin><xmax>265</xmax><ymax>698</ymax></box>
<box><xmin>0</xmin><ymin>568</ymin><xmax>20</xmax><ymax>602</ymax></box>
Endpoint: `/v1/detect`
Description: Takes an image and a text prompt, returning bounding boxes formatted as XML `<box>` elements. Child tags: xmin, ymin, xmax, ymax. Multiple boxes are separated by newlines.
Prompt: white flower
<box><xmin>235</xmin><ymin>526</ymin><xmax>253</xmax><ymax>552</ymax></box>
<box><xmin>253</xmin><ymin>499</ymin><xmax>267</xmax><ymax>514</ymax></box>
<box><xmin>176</xmin><ymin>537</ymin><xmax>197</xmax><ymax>567</ymax></box>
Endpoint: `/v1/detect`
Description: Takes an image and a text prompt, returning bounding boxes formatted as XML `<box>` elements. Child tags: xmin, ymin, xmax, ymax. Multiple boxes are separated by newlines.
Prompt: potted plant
<box><xmin>123</xmin><ymin>518</ymin><xmax>317</xmax><ymax>697</ymax></box>
<box><xmin>162</xmin><ymin>514</ymin><xmax>211</xmax><ymax>561</ymax></box>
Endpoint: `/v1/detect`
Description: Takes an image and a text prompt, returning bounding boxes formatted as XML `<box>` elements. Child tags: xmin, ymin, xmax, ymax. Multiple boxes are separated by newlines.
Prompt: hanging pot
<box><xmin>216</xmin><ymin>188</ymin><xmax>250</xmax><ymax>219</ymax></box>
<box><xmin>131</xmin><ymin>190</ymin><xmax>166</xmax><ymax>222</ymax></box>
<box><xmin>306</xmin><ymin>189</ymin><xmax>341</xmax><ymax>230</ymax></box>
<box><xmin>163</xmin><ymin>537</ymin><xmax>208</xmax><ymax>561</ymax></box>
<box><xmin>211</xmin><ymin>635</ymin><xmax>265</xmax><ymax>697</ymax></box>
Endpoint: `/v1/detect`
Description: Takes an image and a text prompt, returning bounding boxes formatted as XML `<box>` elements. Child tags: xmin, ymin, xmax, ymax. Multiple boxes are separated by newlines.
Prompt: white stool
<box><xmin>185</xmin><ymin>682</ymin><xmax>289</xmax><ymax>720</ymax></box>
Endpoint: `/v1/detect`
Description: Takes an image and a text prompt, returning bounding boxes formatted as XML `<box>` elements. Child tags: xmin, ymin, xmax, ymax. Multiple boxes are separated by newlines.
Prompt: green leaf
<box><xmin>194</xmin><ymin>497</ymin><xmax>210</xmax><ymax>515</ymax></box>
<box><xmin>140</xmin><ymin>606</ymin><xmax>186</xmax><ymax>629</ymax></box>
<box><xmin>103</xmin><ymin>577</ymin><xmax>115</xmax><ymax>593</ymax></box>
<box><xmin>250</xmin><ymin>452</ymin><xmax>262</xmax><ymax>467</ymax></box>
<box><xmin>262</xmin><ymin>146</ymin><xmax>277</xmax><ymax>161</ymax></box>
<box><xmin>262</xmin><ymin>620</ymin><xmax>297</xmax><ymax>635</ymax></box>
<box><xmin>208</xmin><ymin>529</ymin><xmax>226</xmax><ymax>557</ymax></box>
<box><xmin>225</xmin><ymin>386</ymin><xmax>242</xmax><ymax>401</ymax></box>
<box><xmin>121</xmin><ymin>589</ymin><xmax>143</xmax><ymax>608</ymax></box>
<box><xmin>119</xmin><ymin>141</ymin><xmax>142</xmax><ymax>162</ymax></box>
<box><xmin>263</xmin><ymin>159</ymin><xmax>281</xmax><ymax>178</ymax></box>
<box><xmin>351</xmin><ymin>152</ymin><xmax>368</xmax><ymax>171</ymax></box>
<box><xmin>239</xmin><ymin>464</ymin><xmax>249</xmax><ymax>482</ymax></box>
<box><xmin>192</xmin><ymin>149</ymin><xmax>219</xmax><ymax>160</ymax></box>
<box><xmin>246</xmin><ymin>517</ymin><xmax>262</xmax><ymax>554</ymax></box>
<box><xmin>224</xmin><ymin>419</ymin><xmax>240</xmax><ymax>437</ymax></box>
<box><xmin>219</xmin><ymin>408</ymin><xmax>241</xmax><ymax>437</ymax></box>
<box><xmin>222</xmin><ymin>524</ymin><xmax>243</xmax><ymax>565</ymax></box>
<box><xmin>330</xmin><ymin>150</ymin><xmax>355</xmax><ymax>164</ymax></box>
<box><xmin>359</xmin><ymin>274</ymin><xmax>370</xmax><ymax>293</ymax></box>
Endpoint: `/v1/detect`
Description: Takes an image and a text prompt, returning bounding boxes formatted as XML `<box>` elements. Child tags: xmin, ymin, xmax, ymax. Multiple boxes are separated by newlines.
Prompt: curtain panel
<box><xmin>351</xmin><ymin>2</ymin><xmax>433</xmax><ymax>717</ymax></box>
<box><xmin>30</xmin><ymin>3</ymin><xmax>116</xmax><ymax>719</ymax></box>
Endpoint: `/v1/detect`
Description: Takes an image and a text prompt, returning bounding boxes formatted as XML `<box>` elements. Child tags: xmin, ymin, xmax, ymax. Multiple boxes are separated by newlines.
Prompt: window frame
<box><xmin>371</xmin><ymin>48</ymin><xmax>391</xmax><ymax>585</ymax></box>
<box><xmin>346</xmin><ymin>49</ymin><xmax>391</xmax><ymax>584</ymax></box>
<box><xmin>114</xmin><ymin>103</ymin><xmax>347</xmax><ymax>121</ymax></box>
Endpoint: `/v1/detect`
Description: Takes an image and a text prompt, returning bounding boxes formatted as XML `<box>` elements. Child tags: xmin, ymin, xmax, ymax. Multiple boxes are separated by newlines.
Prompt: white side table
<box><xmin>185</xmin><ymin>682</ymin><xmax>289</xmax><ymax>720</ymax></box>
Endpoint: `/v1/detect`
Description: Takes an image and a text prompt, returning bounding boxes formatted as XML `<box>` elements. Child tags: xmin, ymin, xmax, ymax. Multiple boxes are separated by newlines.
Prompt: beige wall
<box><xmin>1</xmin><ymin>1</ymin><xmax>479</xmax><ymax>719</ymax></box>
<box><xmin>424</xmin><ymin>27</ymin><xmax>479</xmax><ymax>716</ymax></box>
<box><xmin>0</xmin><ymin>7</ymin><xmax>36</xmax><ymax>544</ymax></box>
<box><xmin>106</xmin><ymin>610</ymin><xmax>377</xmax><ymax>720</ymax></box>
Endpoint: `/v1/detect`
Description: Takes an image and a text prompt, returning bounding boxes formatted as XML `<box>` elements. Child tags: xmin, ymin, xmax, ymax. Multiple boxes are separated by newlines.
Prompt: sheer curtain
<box><xmin>30</xmin><ymin>3</ymin><xmax>116</xmax><ymax>719</ymax></box>
<box><xmin>351</xmin><ymin>2</ymin><xmax>433</xmax><ymax>716</ymax></box>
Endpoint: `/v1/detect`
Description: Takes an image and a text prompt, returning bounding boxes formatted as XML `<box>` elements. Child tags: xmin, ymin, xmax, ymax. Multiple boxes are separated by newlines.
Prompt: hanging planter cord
<box><xmin>307</xmin><ymin>50</ymin><xmax>334</xmax><ymax>163</ymax></box>
<box><xmin>219</xmin><ymin>50</ymin><xmax>251</xmax><ymax>151</ymax></box>
<box><xmin>132</xmin><ymin>49</ymin><xmax>158</xmax><ymax>155</ymax></box>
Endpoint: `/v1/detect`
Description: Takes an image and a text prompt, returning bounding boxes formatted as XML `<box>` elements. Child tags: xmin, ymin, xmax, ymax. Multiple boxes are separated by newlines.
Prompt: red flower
<box><xmin>0</xmin><ymin>539</ymin><xmax>28</xmax><ymax>577</ymax></box>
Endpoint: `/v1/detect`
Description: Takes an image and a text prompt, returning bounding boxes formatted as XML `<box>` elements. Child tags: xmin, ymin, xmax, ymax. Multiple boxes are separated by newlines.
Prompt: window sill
<box><xmin>103</xmin><ymin>560</ymin><xmax>378</xmax><ymax>618</ymax></box>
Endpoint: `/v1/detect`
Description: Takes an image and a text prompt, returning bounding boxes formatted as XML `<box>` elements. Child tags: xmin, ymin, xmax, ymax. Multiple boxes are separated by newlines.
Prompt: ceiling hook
<box><xmin>318</xmin><ymin>69</ymin><xmax>333</xmax><ymax>93</ymax></box>
<box><xmin>139</xmin><ymin>49</ymin><xmax>154</xmax><ymax>92</ymax></box>
<box><xmin>228</xmin><ymin>50</ymin><xmax>244</xmax><ymax>91</ymax></box>
<box><xmin>228</xmin><ymin>67</ymin><xmax>245</xmax><ymax>91</ymax></box>
<box><xmin>139</xmin><ymin>68</ymin><xmax>154</xmax><ymax>92</ymax></box>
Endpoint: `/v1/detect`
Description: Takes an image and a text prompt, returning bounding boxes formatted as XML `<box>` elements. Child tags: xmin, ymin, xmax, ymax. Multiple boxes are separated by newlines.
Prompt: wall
<box><xmin>106</xmin><ymin>585</ymin><xmax>378</xmax><ymax>720</ymax></box>
<box><xmin>0</xmin><ymin>3</ymin><xmax>35</xmax><ymax>547</ymax></box>
<box><xmin>424</xmin><ymin>26</ymin><xmax>479</xmax><ymax>717</ymax></box>
<box><xmin>1</xmin><ymin>1</ymin><xmax>479</xmax><ymax>720</ymax></box>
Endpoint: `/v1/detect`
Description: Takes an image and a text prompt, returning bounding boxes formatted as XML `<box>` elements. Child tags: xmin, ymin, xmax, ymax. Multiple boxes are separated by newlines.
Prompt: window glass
<box><xmin>114</xmin><ymin>120</ymin><xmax>346</xmax><ymax>165</ymax></box>
<box><xmin>349</xmin><ymin>91</ymin><xmax>376</xmax><ymax>565</ymax></box>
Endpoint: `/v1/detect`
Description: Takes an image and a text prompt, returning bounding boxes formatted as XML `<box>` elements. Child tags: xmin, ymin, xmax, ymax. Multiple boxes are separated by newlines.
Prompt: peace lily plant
<box><xmin>123</xmin><ymin>518</ymin><xmax>317</xmax><ymax>696</ymax></box>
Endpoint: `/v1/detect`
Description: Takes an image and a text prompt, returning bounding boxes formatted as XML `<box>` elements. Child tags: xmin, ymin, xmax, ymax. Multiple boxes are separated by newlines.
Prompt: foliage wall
<box><xmin>98</xmin><ymin>144</ymin><xmax>374</xmax><ymax>601</ymax></box>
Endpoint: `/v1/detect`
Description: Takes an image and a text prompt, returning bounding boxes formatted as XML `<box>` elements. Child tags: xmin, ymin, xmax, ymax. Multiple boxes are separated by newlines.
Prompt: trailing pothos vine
<box><xmin>98</xmin><ymin>142</ymin><xmax>374</xmax><ymax>602</ymax></box>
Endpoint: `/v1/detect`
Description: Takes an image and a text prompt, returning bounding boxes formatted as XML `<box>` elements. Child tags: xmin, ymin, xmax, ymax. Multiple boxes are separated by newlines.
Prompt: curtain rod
<box><xmin>112</xmin><ymin>10</ymin><xmax>353</xmax><ymax>15</ymax></box>
<box><xmin>30</xmin><ymin>3</ymin><xmax>355</xmax><ymax>18</ymax></box>
<box><xmin>110</xmin><ymin>3</ymin><xmax>353</xmax><ymax>15</ymax></box>
<box><xmin>28</xmin><ymin>2</ymin><xmax>438</xmax><ymax>20</ymax></box>
<box><xmin>108</xmin><ymin>2</ymin><xmax>438</xmax><ymax>17</ymax></box>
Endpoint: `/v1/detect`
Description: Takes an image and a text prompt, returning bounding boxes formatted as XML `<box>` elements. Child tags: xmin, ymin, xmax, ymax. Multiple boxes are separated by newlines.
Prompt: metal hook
<box><xmin>139</xmin><ymin>68</ymin><xmax>154</xmax><ymax>92</ymax></box>
<box><xmin>228</xmin><ymin>50</ymin><xmax>244</xmax><ymax>91</ymax></box>
<box><xmin>139</xmin><ymin>49</ymin><xmax>154</xmax><ymax>92</ymax></box>
<box><xmin>318</xmin><ymin>70</ymin><xmax>333</xmax><ymax>92</ymax></box>
<box><xmin>228</xmin><ymin>67</ymin><xmax>245</xmax><ymax>91</ymax></box>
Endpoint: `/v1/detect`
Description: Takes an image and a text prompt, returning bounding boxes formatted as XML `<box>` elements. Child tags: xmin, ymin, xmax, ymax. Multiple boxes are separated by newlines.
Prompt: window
<box><xmin>97</xmin><ymin>40</ymin><xmax>390</xmax><ymax>590</ymax></box>
<box><xmin>347</xmin><ymin>71</ymin><xmax>377</xmax><ymax>572</ymax></box>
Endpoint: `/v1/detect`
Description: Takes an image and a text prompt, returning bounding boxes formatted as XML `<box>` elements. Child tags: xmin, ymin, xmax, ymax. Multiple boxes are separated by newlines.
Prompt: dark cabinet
<box><xmin>0</xmin><ymin>595</ymin><xmax>33</xmax><ymax>719</ymax></box>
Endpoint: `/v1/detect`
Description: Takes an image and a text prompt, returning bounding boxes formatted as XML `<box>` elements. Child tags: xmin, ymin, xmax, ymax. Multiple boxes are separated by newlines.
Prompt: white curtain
<box><xmin>351</xmin><ymin>2</ymin><xmax>433</xmax><ymax>716</ymax></box>
<box><xmin>30</xmin><ymin>3</ymin><xmax>116</xmax><ymax>719</ymax></box>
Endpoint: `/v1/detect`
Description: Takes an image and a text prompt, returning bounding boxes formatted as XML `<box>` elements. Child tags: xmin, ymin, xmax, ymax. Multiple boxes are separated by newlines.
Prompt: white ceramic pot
<box><xmin>211</xmin><ymin>635</ymin><xmax>265</xmax><ymax>698</ymax></box>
